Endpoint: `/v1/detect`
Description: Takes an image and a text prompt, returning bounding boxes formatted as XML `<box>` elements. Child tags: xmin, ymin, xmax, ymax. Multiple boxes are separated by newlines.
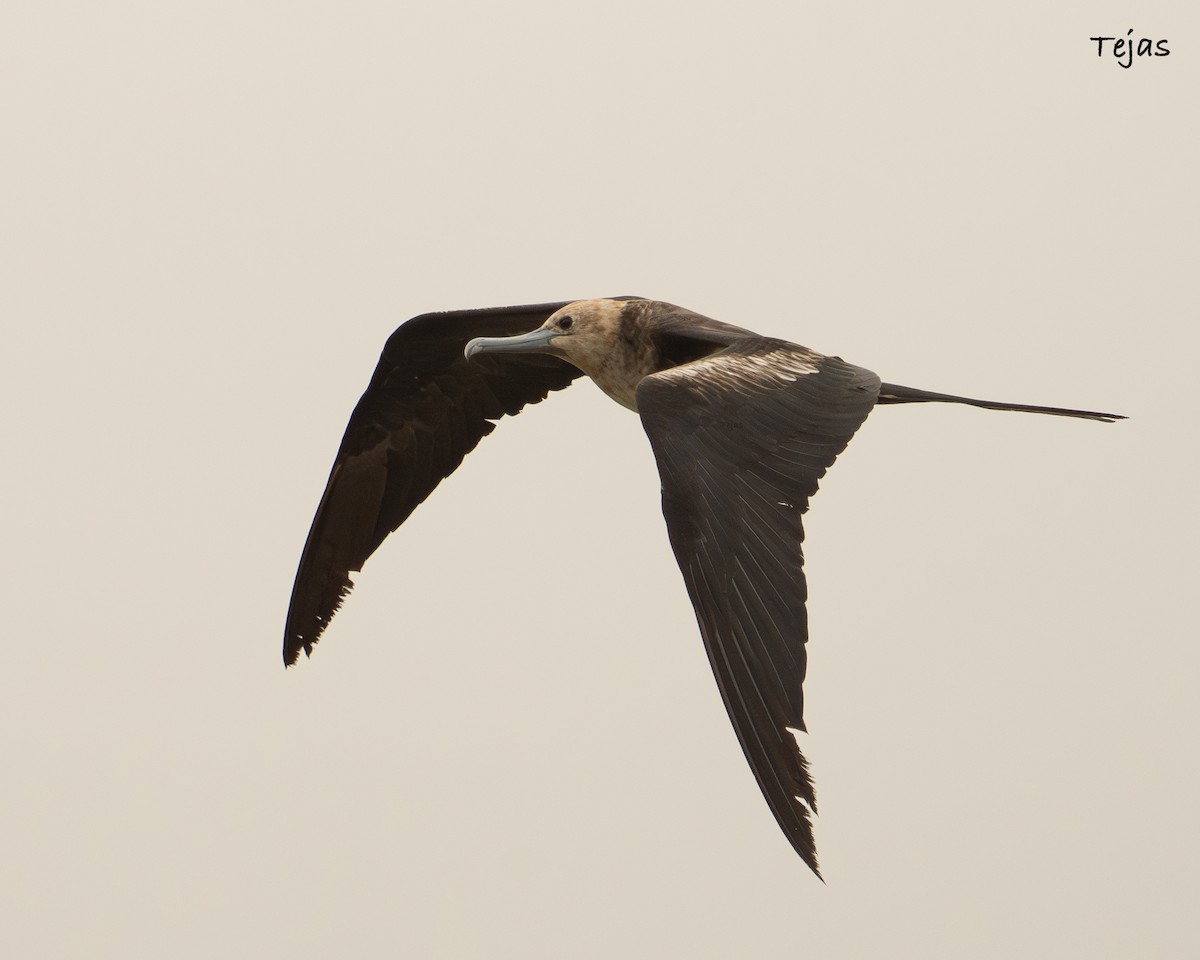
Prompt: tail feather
<box><xmin>877</xmin><ymin>383</ymin><xmax>1126</xmax><ymax>423</ymax></box>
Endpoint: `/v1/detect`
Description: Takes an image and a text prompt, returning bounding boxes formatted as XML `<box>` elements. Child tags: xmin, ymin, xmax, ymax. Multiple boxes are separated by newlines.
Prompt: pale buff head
<box><xmin>465</xmin><ymin>298</ymin><xmax>639</xmax><ymax>374</ymax></box>
<box><xmin>537</xmin><ymin>299</ymin><xmax>634</xmax><ymax>378</ymax></box>
<box><xmin>464</xmin><ymin>298</ymin><xmax>657</xmax><ymax>410</ymax></box>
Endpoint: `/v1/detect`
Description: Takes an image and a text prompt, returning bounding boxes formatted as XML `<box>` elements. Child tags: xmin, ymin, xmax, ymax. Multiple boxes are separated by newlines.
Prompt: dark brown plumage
<box><xmin>285</xmin><ymin>296</ymin><xmax>1123</xmax><ymax>878</ymax></box>
<box><xmin>284</xmin><ymin>302</ymin><xmax>582</xmax><ymax>665</ymax></box>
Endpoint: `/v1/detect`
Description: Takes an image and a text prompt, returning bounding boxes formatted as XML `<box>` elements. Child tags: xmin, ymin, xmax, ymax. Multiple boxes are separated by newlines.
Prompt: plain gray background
<box><xmin>3</xmin><ymin>2</ymin><xmax>1195</xmax><ymax>957</ymax></box>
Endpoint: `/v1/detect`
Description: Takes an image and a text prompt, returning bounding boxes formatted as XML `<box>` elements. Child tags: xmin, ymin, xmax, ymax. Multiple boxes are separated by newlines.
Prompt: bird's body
<box><xmin>285</xmin><ymin>297</ymin><xmax>1123</xmax><ymax>877</ymax></box>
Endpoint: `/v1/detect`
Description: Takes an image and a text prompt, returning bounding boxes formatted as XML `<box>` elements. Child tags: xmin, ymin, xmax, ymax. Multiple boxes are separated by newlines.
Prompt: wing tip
<box><xmin>282</xmin><ymin>574</ymin><xmax>355</xmax><ymax>668</ymax></box>
<box><xmin>790</xmin><ymin>809</ymin><xmax>823</xmax><ymax>880</ymax></box>
<box><xmin>281</xmin><ymin>640</ymin><xmax>312</xmax><ymax>668</ymax></box>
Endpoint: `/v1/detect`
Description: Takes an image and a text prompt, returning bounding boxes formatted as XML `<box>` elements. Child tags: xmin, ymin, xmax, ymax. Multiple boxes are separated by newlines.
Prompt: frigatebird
<box><xmin>284</xmin><ymin>297</ymin><xmax>1123</xmax><ymax>877</ymax></box>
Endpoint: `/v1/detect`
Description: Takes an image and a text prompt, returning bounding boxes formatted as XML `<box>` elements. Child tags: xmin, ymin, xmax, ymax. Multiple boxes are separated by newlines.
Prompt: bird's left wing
<box><xmin>636</xmin><ymin>338</ymin><xmax>881</xmax><ymax>876</ymax></box>
<box><xmin>284</xmin><ymin>302</ymin><xmax>583</xmax><ymax>665</ymax></box>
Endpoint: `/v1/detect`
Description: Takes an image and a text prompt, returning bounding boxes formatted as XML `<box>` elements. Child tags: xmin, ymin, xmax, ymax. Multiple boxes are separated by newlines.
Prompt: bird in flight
<box><xmin>284</xmin><ymin>297</ymin><xmax>1123</xmax><ymax>877</ymax></box>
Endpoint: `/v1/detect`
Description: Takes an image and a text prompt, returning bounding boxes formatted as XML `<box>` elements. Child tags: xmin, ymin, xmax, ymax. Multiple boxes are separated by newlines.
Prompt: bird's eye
<box><xmin>558</xmin><ymin>316</ymin><xmax>574</xmax><ymax>330</ymax></box>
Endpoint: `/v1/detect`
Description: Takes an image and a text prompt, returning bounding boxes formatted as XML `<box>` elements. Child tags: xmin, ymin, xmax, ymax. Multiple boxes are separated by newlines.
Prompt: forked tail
<box><xmin>877</xmin><ymin>383</ymin><xmax>1126</xmax><ymax>423</ymax></box>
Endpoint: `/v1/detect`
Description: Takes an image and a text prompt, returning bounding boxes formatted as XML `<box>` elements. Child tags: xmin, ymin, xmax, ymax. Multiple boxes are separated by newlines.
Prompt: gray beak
<box><xmin>465</xmin><ymin>327</ymin><xmax>563</xmax><ymax>360</ymax></box>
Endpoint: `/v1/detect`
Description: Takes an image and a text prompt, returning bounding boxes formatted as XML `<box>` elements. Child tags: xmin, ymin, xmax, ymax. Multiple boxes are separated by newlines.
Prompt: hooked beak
<box><xmin>465</xmin><ymin>327</ymin><xmax>563</xmax><ymax>361</ymax></box>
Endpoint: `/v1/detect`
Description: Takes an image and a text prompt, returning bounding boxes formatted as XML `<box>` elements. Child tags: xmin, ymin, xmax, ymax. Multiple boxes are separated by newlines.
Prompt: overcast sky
<box><xmin>3</xmin><ymin>2</ymin><xmax>1196</xmax><ymax>957</ymax></box>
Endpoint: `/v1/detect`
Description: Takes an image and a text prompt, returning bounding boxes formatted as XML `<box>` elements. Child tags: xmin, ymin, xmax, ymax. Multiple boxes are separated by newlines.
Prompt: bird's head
<box><xmin>465</xmin><ymin>299</ymin><xmax>632</xmax><ymax>377</ymax></box>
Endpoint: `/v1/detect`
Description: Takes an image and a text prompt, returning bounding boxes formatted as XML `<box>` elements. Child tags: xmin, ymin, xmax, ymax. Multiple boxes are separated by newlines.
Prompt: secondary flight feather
<box><xmin>284</xmin><ymin>297</ymin><xmax>1124</xmax><ymax>877</ymax></box>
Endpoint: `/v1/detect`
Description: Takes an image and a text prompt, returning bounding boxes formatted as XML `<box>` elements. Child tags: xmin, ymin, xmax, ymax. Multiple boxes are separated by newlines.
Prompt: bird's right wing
<box><xmin>284</xmin><ymin>302</ymin><xmax>583</xmax><ymax>665</ymax></box>
<box><xmin>636</xmin><ymin>339</ymin><xmax>880</xmax><ymax>876</ymax></box>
